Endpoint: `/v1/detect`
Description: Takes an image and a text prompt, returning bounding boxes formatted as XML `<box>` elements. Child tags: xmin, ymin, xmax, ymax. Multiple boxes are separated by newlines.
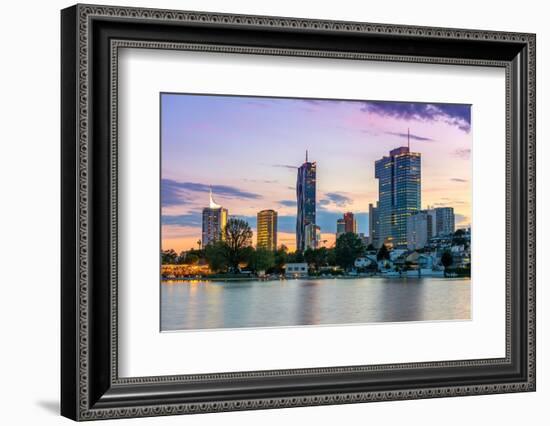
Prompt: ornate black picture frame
<box><xmin>61</xmin><ymin>4</ymin><xmax>536</xmax><ymax>421</ymax></box>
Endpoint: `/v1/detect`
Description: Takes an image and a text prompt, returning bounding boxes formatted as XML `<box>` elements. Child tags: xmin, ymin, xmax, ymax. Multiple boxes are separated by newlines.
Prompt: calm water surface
<box><xmin>160</xmin><ymin>277</ymin><xmax>471</xmax><ymax>331</ymax></box>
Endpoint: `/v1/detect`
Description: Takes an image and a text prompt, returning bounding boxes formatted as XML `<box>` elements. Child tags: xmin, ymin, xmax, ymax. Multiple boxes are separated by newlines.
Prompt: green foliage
<box><xmin>366</xmin><ymin>243</ymin><xmax>376</xmax><ymax>252</ymax></box>
<box><xmin>326</xmin><ymin>248</ymin><xmax>337</xmax><ymax>266</ymax></box>
<box><xmin>205</xmin><ymin>242</ymin><xmax>229</xmax><ymax>273</ymax></box>
<box><xmin>248</xmin><ymin>248</ymin><xmax>275</xmax><ymax>273</ymax></box>
<box><xmin>223</xmin><ymin>218</ymin><xmax>253</xmax><ymax>271</ymax></box>
<box><xmin>273</xmin><ymin>246</ymin><xmax>288</xmax><ymax>273</ymax></box>
<box><xmin>441</xmin><ymin>250</ymin><xmax>453</xmax><ymax>269</ymax></box>
<box><xmin>161</xmin><ymin>249</ymin><xmax>178</xmax><ymax>265</ymax></box>
<box><xmin>335</xmin><ymin>232</ymin><xmax>365</xmax><ymax>270</ymax></box>
<box><xmin>452</xmin><ymin>229</ymin><xmax>468</xmax><ymax>248</ymax></box>
<box><xmin>303</xmin><ymin>248</ymin><xmax>315</xmax><ymax>266</ymax></box>
<box><xmin>184</xmin><ymin>253</ymin><xmax>199</xmax><ymax>265</ymax></box>
<box><xmin>376</xmin><ymin>244</ymin><xmax>390</xmax><ymax>261</ymax></box>
<box><xmin>304</xmin><ymin>247</ymin><xmax>329</xmax><ymax>271</ymax></box>
<box><xmin>287</xmin><ymin>250</ymin><xmax>305</xmax><ymax>263</ymax></box>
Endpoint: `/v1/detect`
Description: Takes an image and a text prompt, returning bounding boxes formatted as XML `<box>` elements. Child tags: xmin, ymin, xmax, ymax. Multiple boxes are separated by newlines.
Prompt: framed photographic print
<box><xmin>61</xmin><ymin>4</ymin><xmax>536</xmax><ymax>421</ymax></box>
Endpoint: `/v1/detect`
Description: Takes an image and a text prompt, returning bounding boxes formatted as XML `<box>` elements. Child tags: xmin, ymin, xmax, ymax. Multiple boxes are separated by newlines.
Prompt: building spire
<box><xmin>209</xmin><ymin>187</ymin><xmax>221</xmax><ymax>209</ymax></box>
<box><xmin>306</xmin><ymin>149</ymin><xmax>308</xmax><ymax>163</ymax></box>
<box><xmin>407</xmin><ymin>128</ymin><xmax>410</xmax><ymax>150</ymax></box>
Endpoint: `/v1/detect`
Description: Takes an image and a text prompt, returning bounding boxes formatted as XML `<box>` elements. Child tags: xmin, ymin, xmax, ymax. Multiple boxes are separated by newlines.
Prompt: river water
<box><xmin>160</xmin><ymin>277</ymin><xmax>471</xmax><ymax>331</ymax></box>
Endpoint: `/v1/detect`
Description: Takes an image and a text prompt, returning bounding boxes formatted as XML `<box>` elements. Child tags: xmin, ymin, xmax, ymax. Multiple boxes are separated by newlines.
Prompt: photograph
<box><xmin>57</xmin><ymin>3</ymin><xmax>536</xmax><ymax>420</ymax></box>
<box><xmin>160</xmin><ymin>94</ymin><xmax>473</xmax><ymax>331</ymax></box>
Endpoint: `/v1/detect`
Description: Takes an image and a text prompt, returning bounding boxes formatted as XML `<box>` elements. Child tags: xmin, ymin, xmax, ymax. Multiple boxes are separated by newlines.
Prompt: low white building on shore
<box><xmin>284</xmin><ymin>263</ymin><xmax>308</xmax><ymax>278</ymax></box>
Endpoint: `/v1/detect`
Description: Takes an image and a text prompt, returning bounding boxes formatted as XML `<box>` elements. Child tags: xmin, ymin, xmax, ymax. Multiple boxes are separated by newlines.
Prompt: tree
<box><xmin>452</xmin><ymin>229</ymin><xmax>467</xmax><ymax>248</ymax></box>
<box><xmin>223</xmin><ymin>218</ymin><xmax>253</xmax><ymax>272</ymax></box>
<box><xmin>187</xmin><ymin>248</ymin><xmax>205</xmax><ymax>262</ymax></box>
<box><xmin>312</xmin><ymin>247</ymin><xmax>329</xmax><ymax>271</ymax></box>
<box><xmin>293</xmin><ymin>250</ymin><xmax>305</xmax><ymax>263</ymax></box>
<box><xmin>326</xmin><ymin>248</ymin><xmax>337</xmax><ymax>266</ymax></box>
<box><xmin>304</xmin><ymin>248</ymin><xmax>315</xmax><ymax>266</ymax></box>
<box><xmin>376</xmin><ymin>244</ymin><xmax>390</xmax><ymax>261</ymax></box>
<box><xmin>161</xmin><ymin>249</ymin><xmax>178</xmax><ymax>265</ymax></box>
<box><xmin>205</xmin><ymin>242</ymin><xmax>229</xmax><ymax>273</ymax></box>
<box><xmin>304</xmin><ymin>248</ymin><xmax>328</xmax><ymax>272</ymax></box>
<box><xmin>248</xmin><ymin>248</ymin><xmax>275</xmax><ymax>273</ymax></box>
<box><xmin>441</xmin><ymin>250</ymin><xmax>453</xmax><ymax>273</ymax></box>
<box><xmin>273</xmin><ymin>246</ymin><xmax>288</xmax><ymax>273</ymax></box>
<box><xmin>366</xmin><ymin>243</ymin><xmax>376</xmax><ymax>252</ymax></box>
<box><xmin>335</xmin><ymin>232</ymin><xmax>365</xmax><ymax>271</ymax></box>
<box><xmin>184</xmin><ymin>253</ymin><xmax>199</xmax><ymax>265</ymax></box>
<box><xmin>176</xmin><ymin>251</ymin><xmax>186</xmax><ymax>264</ymax></box>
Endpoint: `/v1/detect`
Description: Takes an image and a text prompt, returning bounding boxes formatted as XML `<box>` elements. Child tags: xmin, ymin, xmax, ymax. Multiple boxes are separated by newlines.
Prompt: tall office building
<box><xmin>296</xmin><ymin>151</ymin><xmax>317</xmax><ymax>251</ymax></box>
<box><xmin>368</xmin><ymin>202</ymin><xmax>380</xmax><ymax>248</ymax></box>
<box><xmin>406</xmin><ymin>211</ymin><xmax>433</xmax><ymax>250</ymax></box>
<box><xmin>257</xmin><ymin>209</ymin><xmax>278</xmax><ymax>251</ymax></box>
<box><xmin>343</xmin><ymin>212</ymin><xmax>357</xmax><ymax>234</ymax></box>
<box><xmin>374</xmin><ymin>145</ymin><xmax>421</xmax><ymax>248</ymax></box>
<box><xmin>336</xmin><ymin>218</ymin><xmax>346</xmax><ymax>240</ymax></box>
<box><xmin>201</xmin><ymin>189</ymin><xmax>228</xmax><ymax>247</ymax></box>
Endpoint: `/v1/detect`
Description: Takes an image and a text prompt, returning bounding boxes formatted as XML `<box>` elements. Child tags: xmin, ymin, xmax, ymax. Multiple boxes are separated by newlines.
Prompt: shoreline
<box><xmin>161</xmin><ymin>274</ymin><xmax>471</xmax><ymax>283</ymax></box>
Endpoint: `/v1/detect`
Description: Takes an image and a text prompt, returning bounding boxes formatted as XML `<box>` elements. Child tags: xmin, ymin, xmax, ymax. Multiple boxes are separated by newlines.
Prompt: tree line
<box><xmin>161</xmin><ymin>218</ymin><xmax>466</xmax><ymax>275</ymax></box>
<box><xmin>161</xmin><ymin>218</ymin><xmax>383</xmax><ymax>274</ymax></box>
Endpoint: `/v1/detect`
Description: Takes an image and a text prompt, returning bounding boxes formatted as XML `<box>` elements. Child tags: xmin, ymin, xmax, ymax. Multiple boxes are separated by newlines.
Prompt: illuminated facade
<box><xmin>201</xmin><ymin>189</ymin><xmax>228</xmax><ymax>247</ymax></box>
<box><xmin>375</xmin><ymin>146</ymin><xmax>421</xmax><ymax>248</ymax></box>
<box><xmin>296</xmin><ymin>151</ymin><xmax>317</xmax><ymax>251</ymax></box>
<box><xmin>257</xmin><ymin>209</ymin><xmax>278</xmax><ymax>251</ymax></box>
<box><xmin>343</xmin><ymin>212</ymin><xmax>357</xmax><ymax>234</ymax></box>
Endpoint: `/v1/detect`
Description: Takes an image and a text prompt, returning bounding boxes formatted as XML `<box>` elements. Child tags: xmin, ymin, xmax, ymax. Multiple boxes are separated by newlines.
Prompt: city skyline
<box><xmin>162</xmin><ymin>94</ymin><xmax>472</xmax><ymax>252</ymax></box>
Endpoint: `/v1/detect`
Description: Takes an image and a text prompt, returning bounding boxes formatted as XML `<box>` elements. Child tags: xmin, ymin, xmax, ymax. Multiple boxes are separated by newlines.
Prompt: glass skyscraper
<box><xmin>296</xmin><ymin>152</ymin><xmax>317</xmax><ymax>252</ymax></box>
<box><xmin>374</xmin><ymin>146</ymin><xmax>421</xmax><ymax>248</ymax></box>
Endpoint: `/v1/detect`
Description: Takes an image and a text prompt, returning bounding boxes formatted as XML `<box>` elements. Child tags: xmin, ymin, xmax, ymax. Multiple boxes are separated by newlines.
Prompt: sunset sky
<box><xmin>161</xmin><ymin>93</ymin><xmax>472</xmax><ymax>253</ymax></box>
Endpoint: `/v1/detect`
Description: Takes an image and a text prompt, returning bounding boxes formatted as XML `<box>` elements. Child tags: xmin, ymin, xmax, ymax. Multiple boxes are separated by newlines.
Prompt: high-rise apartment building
<box><xmin>256</xmin><ymin>209</ymin><xmax>278</xmax><ymax>251</ymax></box>
<box><xmin>201</xmin><ymin>190</ymin><xmax>228</xmax><ymax>247</ymax></box>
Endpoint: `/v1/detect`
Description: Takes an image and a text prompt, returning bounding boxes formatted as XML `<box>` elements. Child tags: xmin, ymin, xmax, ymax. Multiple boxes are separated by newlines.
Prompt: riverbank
<box><xmin>162</xmin><ymin>273</ymin><xmax>470</xmax><ymax>283</ymax></box>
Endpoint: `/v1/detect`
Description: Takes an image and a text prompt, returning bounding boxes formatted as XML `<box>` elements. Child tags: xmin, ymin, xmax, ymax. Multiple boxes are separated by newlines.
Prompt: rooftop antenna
<box><xmin>407</xmin><ymin>128</ymin><xmax>410</xmax><ymax>150</ymax></box>
<box><xmin>306</xmin><ymin>149</ymin><xmax>308</xmax><ymax>163</ymax></box>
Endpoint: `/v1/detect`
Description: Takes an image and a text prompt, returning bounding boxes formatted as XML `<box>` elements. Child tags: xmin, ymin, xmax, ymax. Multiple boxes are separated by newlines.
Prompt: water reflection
<box><xmin>160</xmin><ymin>277</ymin><xmax>471</xmax><ymax>331</ymax></box>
